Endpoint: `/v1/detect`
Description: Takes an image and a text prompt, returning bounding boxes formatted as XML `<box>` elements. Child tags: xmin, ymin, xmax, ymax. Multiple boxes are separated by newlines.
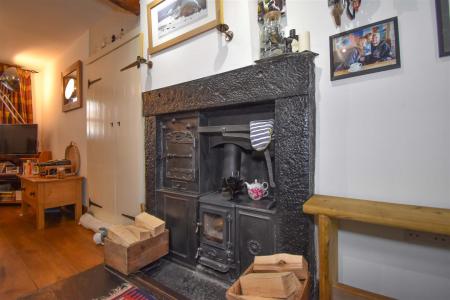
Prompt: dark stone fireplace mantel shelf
<box><xmin>143</xmin><ymin>52</ymin><xmax>318</xmax><ymax>117</ymax></box>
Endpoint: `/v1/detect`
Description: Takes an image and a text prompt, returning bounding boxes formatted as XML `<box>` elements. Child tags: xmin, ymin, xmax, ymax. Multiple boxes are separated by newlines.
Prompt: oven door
<box><xmin>199</xmin><ymin>204</ymin><xmax>232</xmax><ymax>250</ymax></box>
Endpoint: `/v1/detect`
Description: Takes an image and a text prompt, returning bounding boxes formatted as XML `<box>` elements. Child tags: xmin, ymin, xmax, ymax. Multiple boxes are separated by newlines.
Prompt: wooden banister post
<box><xmin>319</xmin><ymin>214</ymin><xmax>338</xmax><ymax>300</ymax></box>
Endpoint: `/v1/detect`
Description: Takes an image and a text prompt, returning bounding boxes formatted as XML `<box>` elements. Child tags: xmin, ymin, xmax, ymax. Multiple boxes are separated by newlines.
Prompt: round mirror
<box><xmin>64</xmin><ymin>78</ymin><xmax>75</xmax><ymax>100</ymax></box>
<box><xmin>62</xmin><ymin>60</ymin><xmax>82</xmax><ymax>112</ymax></box>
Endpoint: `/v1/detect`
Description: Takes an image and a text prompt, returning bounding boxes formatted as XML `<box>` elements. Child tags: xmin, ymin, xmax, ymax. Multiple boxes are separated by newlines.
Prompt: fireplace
<box><xmin>143</xmin><ymin>52</ymin><xmax>317</xmax><ymax>292</ymax></box>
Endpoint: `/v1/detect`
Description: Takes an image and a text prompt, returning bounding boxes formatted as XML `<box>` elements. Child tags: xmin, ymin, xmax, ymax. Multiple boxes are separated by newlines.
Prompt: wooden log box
<box><xmin>226</xmin><ymin>264</ymin><xmax>310</xmax><ymax>300</ymax></box>
<box><xmin>104</xmin><ymin>230</ymin><xmax>169</xmax><ymax>275</ymax></box>
<box><xmin>240</xmin><ymin>272</ymin><xmax>300</xmax><ymax>299</ymax></box>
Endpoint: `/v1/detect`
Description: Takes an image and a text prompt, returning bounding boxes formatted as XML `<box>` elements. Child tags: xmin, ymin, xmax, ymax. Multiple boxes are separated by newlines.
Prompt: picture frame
<box><xmin>436</xmin><ymin>0</ymin><xmax>450</xmax><ymax>57</ymax></box>
<box><xmin>329</xmin><ymin>17</ymin><xmax>401</xmax><ymax>81</ymax></box>
<box><xmin>147</xmin><ymin>0</ymin><xmax>224</xmax><ymax>55</ymax></box>
<box><xmin>61</xmin><ymin>60</ymin><xmax>82</xmax><ymax>112</ymax></box>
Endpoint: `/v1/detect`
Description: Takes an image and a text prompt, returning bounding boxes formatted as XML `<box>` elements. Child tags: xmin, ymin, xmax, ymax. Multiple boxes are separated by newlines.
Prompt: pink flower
<box><xmin>249</xmin><ymin>188</ymin><xmax>263</xmax><ymax>200</ymax></box>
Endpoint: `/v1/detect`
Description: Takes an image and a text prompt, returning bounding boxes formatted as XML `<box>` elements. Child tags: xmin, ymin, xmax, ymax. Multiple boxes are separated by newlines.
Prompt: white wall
<box><xmin>140</xmin><ymin>0</ymin><xmax>450</xmax><ymax>299</ymax></box>
<box><xmin>89</xmin><ymin>9</ymin><xmax>139</xmax><ymax>55</ymax></box>
<box><xmin>40</xmin><ymin>31</ymin><xmax>90</xmax><ymax>185</ymax></box>
<box><xmin>140</xmin><ymin>0</ymin><xmax>254</xmax><ymax>91</ymax></box>
<box><xmin>36</xmin><ymin>12</ymin><xmax>140</xmax><ymax>205</ymax></box>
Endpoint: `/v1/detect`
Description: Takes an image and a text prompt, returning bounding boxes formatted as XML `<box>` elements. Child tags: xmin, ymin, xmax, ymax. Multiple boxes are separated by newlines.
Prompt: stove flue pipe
<box><xmin>222</xmin><ymin>143</ymin><xmax>242</xmax><ymax>179</ymax></box>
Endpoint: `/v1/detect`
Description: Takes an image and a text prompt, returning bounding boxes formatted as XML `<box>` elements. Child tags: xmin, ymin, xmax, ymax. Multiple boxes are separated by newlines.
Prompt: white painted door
<box><xmin>86</xmin><ymin>32</ymin><xmax>144</xmax><ymax>224</ymax></box>
<box><xmin>86</xmin><ymin>55</ymin><xmax>117</xmax><ymax>218</ymax></box>
<box><xmin>113</xmin><ymin>38</ymin><xmax>145</xmax><ymax>219</ymax></box>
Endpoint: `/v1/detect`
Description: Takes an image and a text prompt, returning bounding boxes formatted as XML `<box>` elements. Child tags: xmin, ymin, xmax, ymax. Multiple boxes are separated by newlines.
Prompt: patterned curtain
<box><xmin>17</xmin><ymin>69</ymin><xmax>33</xmax><ymax>123</ymax></box>
<box><xmin>0</xmin><ymin>65</ymin><xmax>33</xmax><ymax>124</ymax></box>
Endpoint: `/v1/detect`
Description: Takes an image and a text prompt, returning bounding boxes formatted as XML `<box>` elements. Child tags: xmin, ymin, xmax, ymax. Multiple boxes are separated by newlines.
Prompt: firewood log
<box><xmin>135</xmin><ymin>212</ymin><xmax>165</xmax><ymax>237</ymax></box>
<box><xmin>253</xmin><ymin>253</ymin><xmax>308</xmax><ymax>280</ymax></box>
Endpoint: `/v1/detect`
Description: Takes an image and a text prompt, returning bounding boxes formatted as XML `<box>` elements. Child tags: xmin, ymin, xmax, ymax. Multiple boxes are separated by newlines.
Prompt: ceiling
<box><xmin>0</xmin><ymin>0</ymin><xmax>130</xmax><ymax>70</ymax></box>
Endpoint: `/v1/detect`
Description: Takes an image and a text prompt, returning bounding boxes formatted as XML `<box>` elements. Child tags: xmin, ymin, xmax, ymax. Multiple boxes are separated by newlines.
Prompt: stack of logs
<box><xmin>104</xmin><ymin>212</ymin><xmax>169</xmax><ymax>274</ymax></box>
<box><xmin>227</xmin><ymin>253</ymin><xmax>310</xmax><ymax>300</ymax></box>
<box><xmin>107</xmin><ymin>212</ymin><xmax>165</xmax><ymax>246</ymax></box>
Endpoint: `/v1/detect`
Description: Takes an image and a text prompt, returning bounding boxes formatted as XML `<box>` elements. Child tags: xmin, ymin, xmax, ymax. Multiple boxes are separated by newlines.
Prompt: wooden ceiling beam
<box><xmin>108</xmin><ymin>0</ymin><xmax>140</xmax><ymax>15</ymax></box>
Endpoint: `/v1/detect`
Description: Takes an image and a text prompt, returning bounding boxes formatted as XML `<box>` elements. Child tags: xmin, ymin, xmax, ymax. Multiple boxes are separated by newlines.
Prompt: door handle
<box><xmin>117</xmin><ymin>121</ymin><xmax>120</xmax><ymax>126</ymax></box>
<box><xmin>195</xmin><ymin>222</ymin><xmax>202</xmax><ymax>234</ymax></box>
<box><xmin>195</xmin><ymin>247</ymin><xmax>202</xmax><ymax>260</ymax></box>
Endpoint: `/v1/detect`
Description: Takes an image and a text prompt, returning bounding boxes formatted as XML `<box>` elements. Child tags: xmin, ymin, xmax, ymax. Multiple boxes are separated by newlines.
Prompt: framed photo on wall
<box><xmin>147</xmin><ymin>0</ymin><xmax>224</xmax><ymax>55</ymax></box>
<box><xmin>329</xmin><ymin>17</ymin><xmax>401</xmax><ymax>81</ymax></box>
<box><xmin>436</xmin><ymin>0</ymin><xmax>450</xmax><ymax>57</ymax></box>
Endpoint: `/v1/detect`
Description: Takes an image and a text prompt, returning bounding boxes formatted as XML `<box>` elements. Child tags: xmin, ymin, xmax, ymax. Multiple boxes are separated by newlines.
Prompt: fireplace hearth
<box><xmin>142</xmin><ymin>52</ymin><xmax>317</xmax><ymax>295</ymax></box>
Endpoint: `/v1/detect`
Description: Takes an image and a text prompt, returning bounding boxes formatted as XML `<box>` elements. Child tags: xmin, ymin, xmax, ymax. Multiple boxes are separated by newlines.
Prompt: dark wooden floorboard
<box><xmin>0</xmin><ymin>229</ymin><xmax>38</xmax><ymax>299</ymax></box>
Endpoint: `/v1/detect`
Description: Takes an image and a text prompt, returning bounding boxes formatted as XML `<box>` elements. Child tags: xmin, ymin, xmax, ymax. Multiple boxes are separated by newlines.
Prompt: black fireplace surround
<box><xmin>142</xmin><ymin>52</ymin><xmax>317</xmax><ymax>292</ymax></box>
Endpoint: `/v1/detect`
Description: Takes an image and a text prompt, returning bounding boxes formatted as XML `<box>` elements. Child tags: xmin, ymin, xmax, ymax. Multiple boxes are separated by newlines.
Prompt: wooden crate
<box><xmin>226</xmin><ymin>264</ymin><xmax>310</xmax><ymax>300</ymax></box>
<box><xmin>104</xmin><ymin>229</ymin><xmax>169</xmax><ymax>275</ymax></box>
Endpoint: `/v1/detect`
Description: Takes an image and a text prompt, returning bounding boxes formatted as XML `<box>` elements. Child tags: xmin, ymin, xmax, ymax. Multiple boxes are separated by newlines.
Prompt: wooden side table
<box><xmin>20</xmin><ymin>176</ymin><xmax>83</xmax><ymax>229</ymax></box>
<box><xmin>304</xmin><ymin>194</ymin><xmax>450</xmax><ymax>300</ymax></box>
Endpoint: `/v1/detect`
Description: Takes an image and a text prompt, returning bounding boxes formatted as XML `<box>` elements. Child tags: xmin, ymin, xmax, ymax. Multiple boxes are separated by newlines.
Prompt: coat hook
<box><xmin>120</xmin><ymin>56</ymin><xmax>153</xmax><ymax>72</ymax></box>
<box><xmin>138</xmin><ymin>56</ymin><xmax>153</xmax><ymax>69</ymax></box>
<box><xmin>216</xmin><ymin>24</ymin><xmax>233</xmax><ymax>42</ymax></box>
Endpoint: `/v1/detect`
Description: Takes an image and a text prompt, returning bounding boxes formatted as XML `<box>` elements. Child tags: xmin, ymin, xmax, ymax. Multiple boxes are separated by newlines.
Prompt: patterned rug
<box><xmin>94</xmin><ymin>283</ymin><xmax>157</xmax><ymax>300</ymax></box>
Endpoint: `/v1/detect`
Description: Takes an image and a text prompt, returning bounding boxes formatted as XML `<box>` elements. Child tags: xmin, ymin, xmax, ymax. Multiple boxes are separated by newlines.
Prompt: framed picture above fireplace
<box><xmin>147</xmin><ymin>0</ymin><xmax>224</xmax><ymax>54</ymax></box>
<box><xmin>329</xmin><ymin>17</ymin><xmax>401</xmax><ymax>81</ymax></box>
<box><xmin>436</xmin><ymin>0</ymin><xmax>450</xmax><ymax>57</ymax></box>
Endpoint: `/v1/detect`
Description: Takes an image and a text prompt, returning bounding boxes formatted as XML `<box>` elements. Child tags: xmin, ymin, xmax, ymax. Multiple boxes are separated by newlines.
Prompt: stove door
<box><xmin>199</xmin><ymin>205</ymin><xmax>232</xmax><ymax>250</ymax></box>
<box><xmin>156</xmin><ymin>190</ymin><xmax>198</xmax><ymax>267</ymax></box>
<box><xmin>159</xmin><ymin>114</ymin><xmax>199</xmax><ymax>192</ymax></box>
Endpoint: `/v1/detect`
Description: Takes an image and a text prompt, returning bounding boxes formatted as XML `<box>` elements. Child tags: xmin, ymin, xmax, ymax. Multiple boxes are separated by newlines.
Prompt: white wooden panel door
<box><xmin>86</xmin><ymin>55</ymin><xmax>117</xmax><ymax>217</ymax></box>
<box><xmin>87</xmin><ymin>33</ymin><xmax>144</xmax><ymax>223</ymax></box>
<box><xmin>113</xmin><ymin>38</ymin><xmax>145</xmax><ymax>219</ymax></box>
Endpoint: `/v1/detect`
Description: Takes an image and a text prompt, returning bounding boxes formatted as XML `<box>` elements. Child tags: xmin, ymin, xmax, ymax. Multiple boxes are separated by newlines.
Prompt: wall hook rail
<box><xmin>216</xmin><ymin>24</ymin><xmax>234</xmax><ymax>42</ymax></box>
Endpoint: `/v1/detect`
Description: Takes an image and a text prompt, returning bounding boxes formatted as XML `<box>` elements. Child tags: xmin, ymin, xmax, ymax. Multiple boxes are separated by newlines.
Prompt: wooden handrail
<box><xmin>304</xmin><ymin>194</ymin><xmax>450</xmax><ymax>236</ymax></box>
<box><xmin>303</xmin><ymin>194</ymin><xmax>450</xmax><ymax>300</ymax></box>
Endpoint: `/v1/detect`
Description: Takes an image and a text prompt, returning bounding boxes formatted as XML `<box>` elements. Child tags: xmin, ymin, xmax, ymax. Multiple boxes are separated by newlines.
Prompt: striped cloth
<box><xmin>250</xmin><ymin>119</ymin><xmax>274</xmax><ymax>151</ymax></box>
<box><xmin>95</xmin><ymin>283</ymin><xmax>156</xmax><ymax>300</ymax></box>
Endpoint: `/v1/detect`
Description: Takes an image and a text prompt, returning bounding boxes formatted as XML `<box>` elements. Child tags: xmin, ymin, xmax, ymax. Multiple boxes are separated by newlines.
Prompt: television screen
<box><xmin>0</xmin><ymin>124</ymin><xmax>38</xmax><ymax>155</ymax></box>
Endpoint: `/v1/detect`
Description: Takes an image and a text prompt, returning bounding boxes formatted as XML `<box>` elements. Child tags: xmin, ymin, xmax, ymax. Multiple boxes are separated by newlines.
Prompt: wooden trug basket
<box><xmin>226</xmin><ymin>264</ymin><xmax>310</xmax><ymax>300</ymax></box>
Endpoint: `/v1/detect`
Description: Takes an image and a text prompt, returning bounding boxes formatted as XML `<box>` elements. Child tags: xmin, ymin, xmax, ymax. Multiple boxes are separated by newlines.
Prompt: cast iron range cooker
<box><xmin>142</xmin><ymin>52</ymin><xmax>318</xmax><ymax>292</ymax></box>
<box><xmin>196</xmin><ymin>119</ymin><xmax>278</xmax><ymax>281</ymax></box>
